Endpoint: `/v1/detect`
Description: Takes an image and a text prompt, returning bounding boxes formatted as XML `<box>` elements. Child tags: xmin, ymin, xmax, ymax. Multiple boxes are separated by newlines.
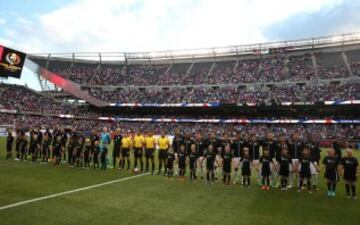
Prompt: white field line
<box><xmin>0</xmin><ymin>172</ymin><xmax>150</xmax><ymax>211</ymax></box>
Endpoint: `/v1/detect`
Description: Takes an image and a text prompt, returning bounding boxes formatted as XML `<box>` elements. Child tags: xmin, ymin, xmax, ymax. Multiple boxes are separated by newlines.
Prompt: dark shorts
<box><xmin>190</xmin><ymin>161</ymin><xmax>196</xmax><ymax>170</ymax></box>
<box><xmin>206</xmin><ymin>162</ymin><xmax>214</xmax><ymax>171</ymax></box>
<box><xmin>223</xmin><ymin>164</ymin><xmax>231</xmax><ymax>173</ymax></box>
<box><xmin>261</xmin><ymin>166</ymin><xmax>271</xmax><ymax>177</ymax></box>
<box><xmin>29</xmin><ymin>146</ymin><xmax>37</xmax><ymax>154</ymax></box>
<box><xmin>279</xmin><ymin>166</ymin><xmax>290</xmax><ymax>177</ymax></box>
<box><xmin>54</xmin><ymin>149</ymin><xmax>61</xmax><ymax>157</ymax></box>
<box><xmin>75</xmin><ymin>150</ymin><xmax>82</xmax><ymax>158</ymax></box>
<box><xmin>146</xmin><ymin>148</ymin><xmax>154</xmax><ymax>158</ymax></box>
<box><xmin>344</xmin><ymin>171</ymin><xmax>356</xmax><ymax>181</ymax></box>
<box><xmin>122</xmin><ymin>148</ymin><xmax>130</xmax><ymax>157</ymax></box>
<box><xmin>242</xmin><ymin>167</ymin><xmax>251</xmax><ymax>176</ymax></box>
<box><xmin>112</xmin><ymin>148</ymin><xmax>120</xmax><ymax>157</ymax></box>
<box><xmin>300</xmin><ymin>168</ymin><xmax>311</xmax><ymax>179</ymax></box>
<box><xmin>158</xmin><ymin>150</ymin><xmax>167</xmax><ymax>160</ymax></box>
<box><xmin>93</xmin><ymin>152</ymin><xmax>99</xmax><ymax>163</ymax></box>
<box><xmin>167</xmin><ymin>161</ymin><xmax>174</xmax><ymax>169</ymax></box>
<box><xmin>134</xmin><ymin>148</ymin><xmax>143</xmax><ymax>158</ymax></box>
<box><xmin>84</xmin><ymin>151</ymin><xmax>90</xmax><ymax>160</ymax></box>
<box><xmin>178</xmin><ymin>160</ymin><xmax>186</xmax><ymax>169</ymax></box>
<box><xmin>324</xmin><ymin>169</ymin><xmax>337</xmax><ymax>181</ymax></box>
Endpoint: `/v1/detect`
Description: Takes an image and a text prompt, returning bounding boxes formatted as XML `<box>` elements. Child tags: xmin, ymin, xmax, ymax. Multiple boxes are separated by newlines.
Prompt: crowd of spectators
<box><xmin>45</xmin><ymin>50</ymin><xmax>357</xmax><ymax>87</ymax></box>
<box><xmin>316</xmin><ymin>52</ymin><xmax>350</xmax><ymax>79</ymax></box>
<box><xmin>1</xmin><ymin>113</ymin><xmax>359</xmax><ymax>142</ymax></box>
<box><xmin>2</xmin><ymin>80</ymin><xmax>360</xmax><ymax>111</ymax></box>
<box><xmin>0</xmin><ymin>83</ymin><xmax>93</xmax><ymax>116</ymax></box>
<box><xmin>81</xmin><ymin>81</ymin><xmax>360</xmax><ymax>104</ymax></box>
<box><xmin>347</xmin><ymin>49</ymin><xmax>360</xmax><ymax>77</ymax></box>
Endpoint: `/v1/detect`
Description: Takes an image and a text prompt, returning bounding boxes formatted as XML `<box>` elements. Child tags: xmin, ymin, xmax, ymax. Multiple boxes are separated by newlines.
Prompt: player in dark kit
<box><xmin>41</xmin><ymin>135</ymin><xmax>51</xmax><ymax>163</ymax></box>
<box><xmin>193</xmin><ymin>132</ymin><xmax>205</xmax><ymax>180</ymax></box>
<box><xmin>36</xmin><ymin>128</ymin><xmax>43</xmax><ymax>159</ymax></box>
<box><xmin>83</xmin><ymin>139</ymin><xmax>91</xmax><ymax>168</ymax></box>
<box><xmin>60</xmin><ymin>128</ymin><xmax>68</xmax><ymax>162</ymax></box>
<box><xmin>306</xmin><ymin>135</ymin><xmax>321</xmax><ymax>190</ymax></box>
<box><xmin>183</xmin><ymin>132</ymin><xmax>193</xmax><ymax>155</ymax></box>
<box><xmin>263</xmin><ymin>132</ymin><xmax>278</xmax><ymax>187</ymax></box>
<box><xmin>93</xmin><ymin>141</ymin><xmax>100</xmax><ymax>169</ymax></box>
<box><xmin>177</xmin><ymin>144</ymin><xmax>187</xmax><ymax>180</ymax></box>
<box><xmin>44</xmin><ymin>128</ymin><xmax>53</xmax><ymax>144</ymax></box>
<box><xmin>262</xmin><ymin>133</ymin><xmax>278</xmax><ymax>160</ymax></box>
<box><xmin>332</xmin><ymin>139</ymin><xmax>342</xmax><ymax>160</ymax></box>
<box><xmin>52</xmin><ymin>136</ymin><xmax>62</xmax><ymax>165</ymax></box>
<box><xmin>222</xmin><ymin>144</ymin><xmax>233</xmax><ymax>185</ymax></box>
<box><xmin>248</xmin><ymin>135</ymin><xmax>261</xmax><ymax>185</ymax></box>
<box><xmin>232</xmin><ymin>132</ymin><xmax>247</xmax><ymax>184</ymax></box>
<box><xmin>277</xmin><ymin>147</ymin><xmax>292</xmax><ymax>191</ymax></box>
<box><xmin>288</xmin><ymin>132</ymin><xmax>304</xmax><ymax>188</ymax></box>
<box><xmin>241</xmin><ymin>147</ymin><xmax>252</xmax><ymax>187</ymax></box>
<box><xmin>29</xmin><ymin>134</ymin><xmax>39</xmax><ymax>162</ymax></box>
<box><xmin>205</xmin><ymin>144</ymin><xmax>217</xmax><ymax>183</ymax></box>
<box><xmin>189</xmin><ymin>144</ymin><xmax>197</xmax><ymax>181</ymax></box>
<box><xmin>6</xmin><ymin>131</ymin><xmax>14</xmax><ymax>159</ymax></box>
<box><xmin>90</xmin><ymin>129</ymin><xmax>100</xmax><ymax>163</ymax></box>
<box><xmin>298</xmin><ymin>147</ymin><xmax>315</xmax><ymax>193</ymax></box>
<box><xmin>67</xmin><ymin>130</ymin><xmax>78</xmax><ymax>166</ymax></box>
<box><xmin>260</xmin><ymin>149</ymin><xmax>273</xmax><ymax>190</ymax></box>
<box><xmin>19</xmin><ymin>132</ymin><xmax>28</xmax><ymax>160</ymax></box>
<box><xmin>172</xmin><ymin>129</ymin><xmax>183</xmax><ymax>176</ymax></box>
<box><xmin>341</xmin><ymin>149</ymin><xmax>358</xmax><ymax>199</ymax></box>
<box><xmin>166</xmin><ymin>148</ymin><xmax>175</xmax><ymax>178</ymax></box>
<box><xmin>112</xmin><ymin>128</ymin><xmax>122</xmax><ymax>169</ymax></box>
<box><xmin>15</xmin><ymin>131</ymin><xmax>21</xmax><ymax>160</ymax></box>
<box><xmin>323</xmin><ymin>149</ymin><xmax>339</xmax><ymax>197</ymax></box>
<box><xmin>51</xmin><ymin>127</ymin><xmax>61</xmax><ymax>159</ymax></box>
<box><xmin>75</xmin><ymin>137</ymin><xmax>84</xmax><ymax>167</ymax></box>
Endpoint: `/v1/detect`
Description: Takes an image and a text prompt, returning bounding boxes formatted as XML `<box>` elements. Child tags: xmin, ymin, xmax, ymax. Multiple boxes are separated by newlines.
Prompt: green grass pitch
<box><xmin>0</xmin><ymin>137</ymin><xmax>359</xmax><ymax>225</ymax></box>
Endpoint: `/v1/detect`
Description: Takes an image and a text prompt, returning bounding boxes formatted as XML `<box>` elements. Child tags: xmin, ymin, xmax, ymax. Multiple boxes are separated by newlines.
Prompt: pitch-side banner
<box><xmin>0</xmin><ymin>46</ymin><xmax>26</xmax><ymax>78</ymax></box>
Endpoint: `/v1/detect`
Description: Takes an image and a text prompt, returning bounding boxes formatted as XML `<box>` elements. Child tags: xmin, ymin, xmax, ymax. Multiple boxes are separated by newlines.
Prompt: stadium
<box><xmin>0</xmin><ymin>1</ymin><xmax>359</xmax><ymax>225</ymax></box>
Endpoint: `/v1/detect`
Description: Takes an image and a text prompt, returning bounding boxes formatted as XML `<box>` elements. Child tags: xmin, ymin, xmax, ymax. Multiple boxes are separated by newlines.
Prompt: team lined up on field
<box><xmin>4</xmin><ymin>127</ymin><xmax>358</xmax><ymax>199</ymax></box>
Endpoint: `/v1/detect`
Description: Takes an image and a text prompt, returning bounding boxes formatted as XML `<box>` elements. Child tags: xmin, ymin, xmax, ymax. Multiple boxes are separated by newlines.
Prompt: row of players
<box><xmin>4</xmin><ymin>127</ymin><xmax>358</xmax><ymax>199</ymax></box>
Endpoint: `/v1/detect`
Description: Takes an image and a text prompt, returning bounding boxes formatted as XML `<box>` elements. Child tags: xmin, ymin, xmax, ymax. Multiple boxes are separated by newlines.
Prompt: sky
<box><xmin>0</xmin><ymin>0</ymin><xmax>360</xmax><ymax>90</ymax></box>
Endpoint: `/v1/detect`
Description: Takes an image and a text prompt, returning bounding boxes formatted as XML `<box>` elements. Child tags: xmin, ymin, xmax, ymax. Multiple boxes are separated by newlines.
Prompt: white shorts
<box><xmin>272</xmin><ymin>160</ymin><xmax>278</xmax><ymax>173</ymax></box>
<box><xmin>216</xmin><ymin>155</ymin><xmax>222</xmax><ymax>167</ymax></box>
<box><xmin>252</xmin><ymin>159</ymin><xmax>260</xmax><ymax>172</ymax></box>
<box><xmin>197</xmin><ymin>157</ymin><xmax>205</xmax><ymax>167</ymax></box>
<box><xmin>310</xmin><ymin>162</ymin><xmax>318</xmax><ymax>175</ymax></box>
<box><xmin>292</xmin><ymin>159</ymin><xmax>300</xmax><ymax>172</ymax></box>
<box><xmin>233</xmin><ymin>157</ymin><xmax>241</xmax><ymax>169</ymax></box>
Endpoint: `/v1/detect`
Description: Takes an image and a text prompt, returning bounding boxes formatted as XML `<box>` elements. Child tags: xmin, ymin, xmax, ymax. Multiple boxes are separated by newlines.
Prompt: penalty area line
<box><xmin>0</xmin><ymin>172</ymin><xmax>150</xmax><ymax>211</ymax></box>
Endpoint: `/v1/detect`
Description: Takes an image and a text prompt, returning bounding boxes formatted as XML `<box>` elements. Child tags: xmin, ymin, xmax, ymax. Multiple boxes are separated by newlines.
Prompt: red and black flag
<box><xmin>0</xmin><ymin>46</ymin><xmax>26</xmax><ymax>78</ymax></box>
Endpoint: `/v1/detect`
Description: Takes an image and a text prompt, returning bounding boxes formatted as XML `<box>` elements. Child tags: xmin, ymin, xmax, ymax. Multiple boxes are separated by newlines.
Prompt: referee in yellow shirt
<box><xmin>133</xmin><ymin>132</ymin><xmax>145</xmax><ymax>172</ymax></box>
<box><xmin>158</xmin><ymin>131</ymin><xmax>170</xmax><ymax>175</ymax></box>
<box><xmin>120</xmin><ymin>132</ymin><xmax>132</xmax><ymax>170</ymax></box>
<box><xmin>145</xmin><ymin>132</ymin><xmax>156</xmax><ymax>174</ymax></box>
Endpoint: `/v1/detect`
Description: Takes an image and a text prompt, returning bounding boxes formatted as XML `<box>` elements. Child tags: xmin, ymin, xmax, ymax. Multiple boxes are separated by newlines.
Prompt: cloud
<box><xmin>0</xmin><ymin>17</ymin><xmax>5</xmax><ymax>25</ymax></box>
<box><xmin>0</xmin><ymin>38</ymin><xmax>13</xmax><ymax>46</ymax></box>
<box><xmin>0</xmin><ymin>0</ymin><xmax>348</xmax><ymax>54</ymax></box>
<box><xmin>263</xmin><ymin>0</ymin><xmax>360</xmax><ymax>40</ymax></box>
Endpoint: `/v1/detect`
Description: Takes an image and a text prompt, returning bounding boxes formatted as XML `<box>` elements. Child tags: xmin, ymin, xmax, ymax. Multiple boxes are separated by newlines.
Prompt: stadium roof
<box><xmin>28</xmin><ymin>32</ymin><xmax>360</xmax><ymax>62</ymax></box>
